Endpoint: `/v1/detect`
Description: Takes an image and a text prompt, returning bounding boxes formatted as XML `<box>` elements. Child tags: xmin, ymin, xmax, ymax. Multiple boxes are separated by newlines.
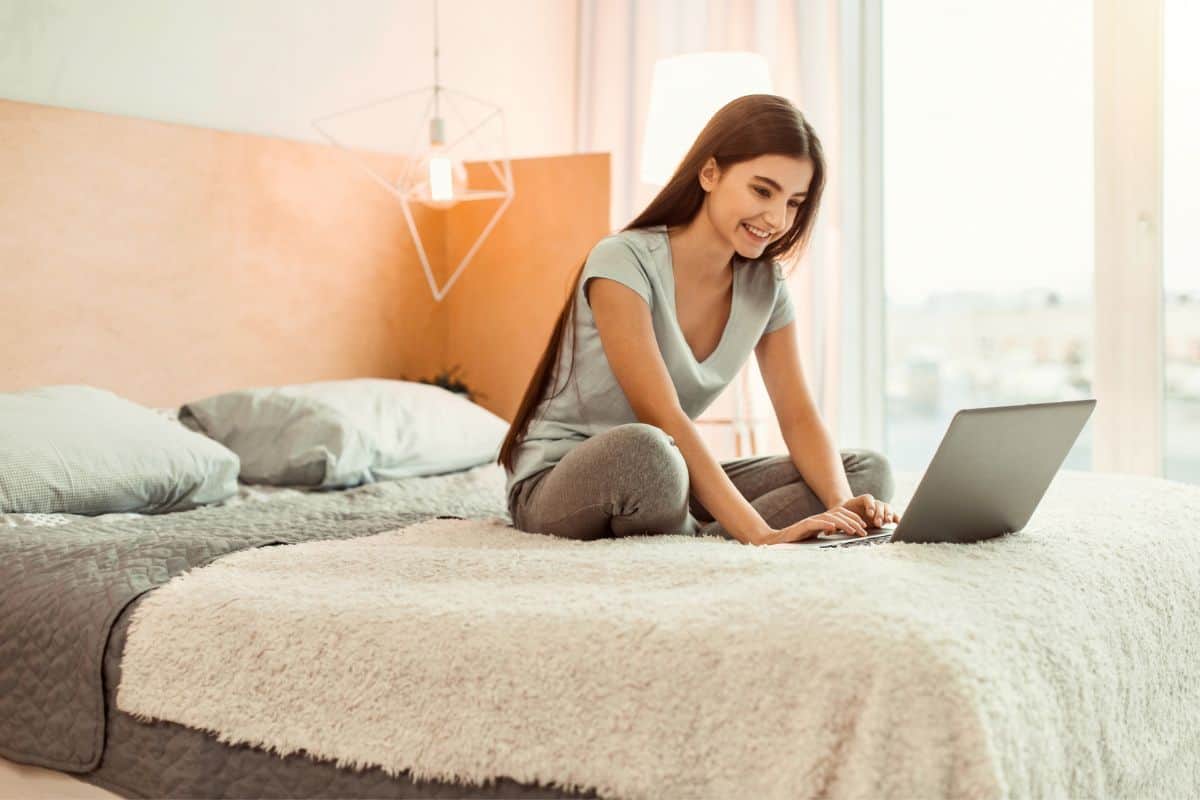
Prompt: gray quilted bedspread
<box><xmin>0</xmin><ymin>464</ymin><xmax>510</xmax><ymax>773</ymax></box>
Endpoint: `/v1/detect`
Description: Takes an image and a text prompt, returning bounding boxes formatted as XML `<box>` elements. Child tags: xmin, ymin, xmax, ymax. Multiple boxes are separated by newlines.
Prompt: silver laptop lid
<box><xmin>891</xmin><ymin>399</ymin><xmax>1097</xmax><ymax>545</ymax></box>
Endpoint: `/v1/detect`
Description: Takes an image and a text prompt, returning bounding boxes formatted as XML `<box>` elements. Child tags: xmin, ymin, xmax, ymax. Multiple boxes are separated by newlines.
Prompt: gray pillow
<box><xmin>178</xmin><ymin>378</ymin><xmax>509</xmax><ymax>488</ymax></box>
<box><xmin>0</xmin><ymin>385</ymin><xmax>240</xmax><ymax>515</ymax></box>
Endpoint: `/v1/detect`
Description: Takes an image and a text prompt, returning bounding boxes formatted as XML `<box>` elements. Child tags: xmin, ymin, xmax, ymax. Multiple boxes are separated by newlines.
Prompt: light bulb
<box><xmin>403</xmin><ymin>115</ymin><xmax>469</xmax><ymax>210</ymax></box>
<box><xmin>422</xmin><ymin>146</ymin><xmax>468</xmax><ymax>208</ymax></box>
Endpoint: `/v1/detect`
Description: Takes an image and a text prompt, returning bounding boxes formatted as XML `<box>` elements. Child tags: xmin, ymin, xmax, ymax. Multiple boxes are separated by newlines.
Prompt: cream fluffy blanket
<box><xmin>116</xmin><ymin>470</ymin><xmax>1200</xmax><ymax>800</ymax></box>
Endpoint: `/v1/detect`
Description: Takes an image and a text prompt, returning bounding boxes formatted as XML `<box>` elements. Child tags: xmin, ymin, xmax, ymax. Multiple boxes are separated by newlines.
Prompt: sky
<box><xmin>881</xmin><ymin>0</ymin><xmax>1197</xmax><ymax>304</ymax></box>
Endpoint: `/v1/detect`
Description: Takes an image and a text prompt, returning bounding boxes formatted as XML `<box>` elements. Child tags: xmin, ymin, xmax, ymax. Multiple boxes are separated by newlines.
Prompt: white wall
<box><xmin>0</xmin><ymin>0</ymin><xmax>578</xmax><ymax>158</ymax></box>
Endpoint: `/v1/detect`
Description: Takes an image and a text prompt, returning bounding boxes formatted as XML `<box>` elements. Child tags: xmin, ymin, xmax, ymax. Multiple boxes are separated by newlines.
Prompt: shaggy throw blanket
<box><xmin>115</xmin><ymin>470</ymin><xmax>1200</xmax><ymax>799</ymax></box>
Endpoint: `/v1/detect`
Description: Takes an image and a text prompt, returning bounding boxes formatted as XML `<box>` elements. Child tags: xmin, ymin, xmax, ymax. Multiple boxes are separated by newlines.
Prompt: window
<box><xmin>881</xmin><ymin>0</ymin><xmax>1095</xmax><ymax>473</ymax></box>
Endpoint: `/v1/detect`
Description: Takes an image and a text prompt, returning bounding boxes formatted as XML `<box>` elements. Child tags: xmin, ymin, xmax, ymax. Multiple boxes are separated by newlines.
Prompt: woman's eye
<box><xmin>756</xmin><ymin>186</ymin><xmax>801</xmax><ymax>209</ymax></box>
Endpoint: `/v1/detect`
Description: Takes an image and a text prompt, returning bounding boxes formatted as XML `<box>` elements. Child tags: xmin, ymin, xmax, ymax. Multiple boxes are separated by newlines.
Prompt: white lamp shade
<box><xmin>640</xmin><ymin>51</ymin><xmax>774</xmax><ymax>187</ymax></box>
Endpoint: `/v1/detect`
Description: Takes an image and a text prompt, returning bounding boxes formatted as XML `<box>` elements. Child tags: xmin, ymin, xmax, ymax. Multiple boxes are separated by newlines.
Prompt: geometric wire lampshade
<box><xmin>312</xmin><ymin>86</ymin><xmax>515</xmax><ymax>303</ymax></box>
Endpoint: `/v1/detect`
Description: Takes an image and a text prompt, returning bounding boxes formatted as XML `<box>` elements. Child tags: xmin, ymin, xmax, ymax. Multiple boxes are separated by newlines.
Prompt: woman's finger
<box><xmin>833</xmin><ymin>508</ymin><xmax>868</xmax><ymax>536</ymax></box>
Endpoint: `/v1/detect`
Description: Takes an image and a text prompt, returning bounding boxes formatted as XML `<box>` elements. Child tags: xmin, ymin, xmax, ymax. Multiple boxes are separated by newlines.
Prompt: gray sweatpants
<box><xmin>508</xmin><ymin>422</ymin><xmax>895</xmax><ymax>541</ymax></box>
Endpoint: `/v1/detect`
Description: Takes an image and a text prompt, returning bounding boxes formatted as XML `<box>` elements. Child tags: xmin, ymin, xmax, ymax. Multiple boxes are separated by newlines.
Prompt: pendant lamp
<box><xmin>312</xmin><ymin>0</ymin><xmax>515</xmax><ymax>302</ymax></box>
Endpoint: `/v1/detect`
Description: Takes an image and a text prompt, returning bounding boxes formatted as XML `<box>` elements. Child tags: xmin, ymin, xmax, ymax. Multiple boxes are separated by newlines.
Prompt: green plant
<box><xmin>411</xmin><ymin>364</ymin><xmax>484</xmax><ymax>404</ymax></box>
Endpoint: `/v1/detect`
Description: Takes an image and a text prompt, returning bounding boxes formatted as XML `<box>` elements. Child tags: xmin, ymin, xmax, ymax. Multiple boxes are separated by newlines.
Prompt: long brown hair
<box><xmin>497</xmin><ymin>93</ymin><xmax>826</xmax><ymax>471</ymax></box>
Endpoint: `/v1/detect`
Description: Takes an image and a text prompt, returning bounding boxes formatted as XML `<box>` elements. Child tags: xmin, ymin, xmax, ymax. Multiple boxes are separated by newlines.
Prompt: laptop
<box><xmin>774</xmin><ymin>399</ymin><xmax>1097</xmax><ymax>549</ymax></box>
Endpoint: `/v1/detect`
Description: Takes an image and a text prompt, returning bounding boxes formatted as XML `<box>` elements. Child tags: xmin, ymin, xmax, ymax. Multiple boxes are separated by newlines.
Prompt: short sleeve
<box><xmin>763</xmin><ymin>274</ymin><xmax>796</xmax><ymax>333</ymax></box>
<box><xmin>579</xmin><ymin>236</ymin><xmax>653</xmax><ymax>309</ymax></box>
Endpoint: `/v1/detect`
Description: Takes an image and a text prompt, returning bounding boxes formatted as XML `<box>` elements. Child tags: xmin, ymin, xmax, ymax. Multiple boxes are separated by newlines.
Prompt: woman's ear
<box><xmin>698</xmin><ymin>157</ymin><xmax>720</xmax><ymax>192</ymax></box>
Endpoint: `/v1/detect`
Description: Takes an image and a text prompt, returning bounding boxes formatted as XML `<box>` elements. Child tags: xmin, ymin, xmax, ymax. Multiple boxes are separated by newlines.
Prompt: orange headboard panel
<box><xmin>0</xmin><ymin>99</ymin><xmax>609</xmax><ymax>422</ymax></box>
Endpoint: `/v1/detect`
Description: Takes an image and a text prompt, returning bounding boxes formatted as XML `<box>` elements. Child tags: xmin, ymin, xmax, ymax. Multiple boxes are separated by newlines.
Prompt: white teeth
<box><xmin>743</xmin><ymin>223</ymin><xmax>769</xmax><ymax>239</ymax></box>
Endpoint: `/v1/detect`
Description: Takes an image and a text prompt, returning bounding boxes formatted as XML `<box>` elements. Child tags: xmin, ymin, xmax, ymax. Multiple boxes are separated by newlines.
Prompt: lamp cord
<box><xmin>432</xmin><ymin>0</ymin><xmax>440</xmax><ymax>118</ymax></box>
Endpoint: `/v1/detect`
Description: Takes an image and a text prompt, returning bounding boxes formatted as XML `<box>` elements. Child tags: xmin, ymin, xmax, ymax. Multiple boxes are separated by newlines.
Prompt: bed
<box><xmin>5</xmin><ymin>459</ymin><xmax>1200</xmax><ymax>799</ymax></box>
<box><xmin>3</xmin><ymin>99</ymin><xmax>1199</xmax><ymax>800</ymax></box>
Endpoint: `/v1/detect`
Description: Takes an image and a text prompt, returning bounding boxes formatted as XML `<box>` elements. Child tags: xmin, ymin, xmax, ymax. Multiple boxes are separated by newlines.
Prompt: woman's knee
<box><xmin>599</xmin><ymin>423</ymin><xmax>690</xmax><ymax>519</ymax></box>
<box><xmin>604</xmin><ymin>423</ymin><xmax>685</xmax><ymax>473</ymax></box>
<box><xmin>846</xmin><ymin>448</ymin><xmax>895</xmax><ymax>503</ymax></box>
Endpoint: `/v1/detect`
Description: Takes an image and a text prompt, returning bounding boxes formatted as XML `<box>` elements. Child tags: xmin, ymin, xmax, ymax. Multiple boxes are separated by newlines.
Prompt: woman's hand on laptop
<box><xmin>837</xmin><ymin>493</ymin><xmax>901</xmax><ymax>529</ymax></box>
<box><xmin>760</xmin><ymin>508</ymin><xmax>873</xmax><ymax>544</ymax></box>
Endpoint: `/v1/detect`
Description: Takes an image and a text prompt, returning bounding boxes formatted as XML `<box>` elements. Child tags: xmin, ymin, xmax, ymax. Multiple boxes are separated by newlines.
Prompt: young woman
<box><xmin>497</xmin><ymin>94</ymin><xmax>899</xmax><ymax>546</ymax></box>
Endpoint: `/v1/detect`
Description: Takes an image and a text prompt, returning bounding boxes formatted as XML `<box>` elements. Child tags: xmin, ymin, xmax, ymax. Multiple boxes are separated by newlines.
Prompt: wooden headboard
<box><xmin>0</xmin><ymin>99</ymin><xmax>609</xmax><ymax>422</ymax></box>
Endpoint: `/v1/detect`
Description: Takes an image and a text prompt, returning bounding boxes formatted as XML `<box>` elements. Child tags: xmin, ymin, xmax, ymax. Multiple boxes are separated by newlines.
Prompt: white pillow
<box><xmin>0</xmin><ymin>385</ymin><xmax>240</xmax><ymax>514</ymax></box>
<box><xmin>179</xmin><ymin>378</ymin><xmax>509</xmax><ymax>488</ymax></box>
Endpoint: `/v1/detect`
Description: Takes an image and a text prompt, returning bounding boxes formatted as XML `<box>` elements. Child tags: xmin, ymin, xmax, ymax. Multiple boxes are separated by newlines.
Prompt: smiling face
<box><xmin>698</xmin><ymin>154</ymin><xmax>815</xmax><ymax>259</ymax></box>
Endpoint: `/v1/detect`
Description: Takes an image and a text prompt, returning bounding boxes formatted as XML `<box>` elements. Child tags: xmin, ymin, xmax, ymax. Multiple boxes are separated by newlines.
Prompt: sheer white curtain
<box><xmin>575</xmin><ymin>0</ymin><xmax>850</xmax><ymax>459</ymax></box>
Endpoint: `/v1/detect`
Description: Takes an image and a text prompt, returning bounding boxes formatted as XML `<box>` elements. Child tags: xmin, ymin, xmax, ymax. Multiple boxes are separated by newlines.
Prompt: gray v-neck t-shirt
<box><xmin>504</xmin><ymin>224</ymin><xmax>796</xmax><ymax>507</ymax></box>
